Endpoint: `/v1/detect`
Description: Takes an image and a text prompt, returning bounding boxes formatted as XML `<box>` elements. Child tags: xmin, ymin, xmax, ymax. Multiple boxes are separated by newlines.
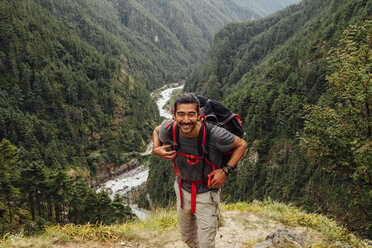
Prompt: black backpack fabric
<box><xmin>197</xmin><ymin>95</ymin><xmax>245</xmax><ymax>138</ymax></box>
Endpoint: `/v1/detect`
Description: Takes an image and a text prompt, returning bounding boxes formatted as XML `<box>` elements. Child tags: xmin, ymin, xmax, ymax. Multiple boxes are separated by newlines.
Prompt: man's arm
<box><xmin>152</xmin><ymin>125</ymin><xmax>176</xmax><ymax>160</ymax></box>
<box><xmin>225</xmin><ymin>135</ymin><xmax>247</xmax><ymax>168</ymax></box>
<box><xmin>208</xmin><ymin>135</ymin><xmax>247</xmax><ymax>188</ymax></box>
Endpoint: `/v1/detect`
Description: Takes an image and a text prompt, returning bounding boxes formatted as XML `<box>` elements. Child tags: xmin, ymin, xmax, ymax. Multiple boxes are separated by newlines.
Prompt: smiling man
<box><xmin>152</xmin><ymin>92</ymin><xmax>247</xmax><ymax>248</ymax></box>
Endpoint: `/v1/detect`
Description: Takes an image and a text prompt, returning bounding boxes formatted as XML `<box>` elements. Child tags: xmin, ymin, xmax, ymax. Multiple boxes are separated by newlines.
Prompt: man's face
<box><xmin>173</xmin><ymin>103</ymin><xmax>199</xmax><ymax>135</ymax></box>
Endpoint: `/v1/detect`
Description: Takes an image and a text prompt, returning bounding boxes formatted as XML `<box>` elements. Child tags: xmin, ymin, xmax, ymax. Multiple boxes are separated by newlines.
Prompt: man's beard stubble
<box><xmin>178</xmin><ymin>121</ymin><xmax>196</xmax><ymax>135</ymax></box>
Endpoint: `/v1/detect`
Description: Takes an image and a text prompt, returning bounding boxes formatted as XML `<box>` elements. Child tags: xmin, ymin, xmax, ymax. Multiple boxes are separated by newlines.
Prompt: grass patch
<box><xmin>2</xmin><ymin>201</ymin><xmax>369</xmax><ymax>248</ymax></box>
<box><xmin>1</xmin><ymin>235</ymin><xmax>56</xmax><ymax>248</ymax></box>
<box><xmin>1</xmin><ymin>208</ymin><xmax>179</xmax><ymax>247</ymax></box>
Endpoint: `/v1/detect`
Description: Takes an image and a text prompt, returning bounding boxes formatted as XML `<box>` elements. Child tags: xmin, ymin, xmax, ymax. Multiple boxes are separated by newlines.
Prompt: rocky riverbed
<box><xmin>97</xmin><ymin>83</ymin><xmax>183</xmax><ymax>219</ymax></box>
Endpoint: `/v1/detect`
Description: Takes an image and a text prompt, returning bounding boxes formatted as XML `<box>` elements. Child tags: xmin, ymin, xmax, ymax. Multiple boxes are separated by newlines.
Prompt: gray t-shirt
<box><xmin>159</xmin><ymin>120</ymin><xmax>235</xmax><ymax>193</ymax></box>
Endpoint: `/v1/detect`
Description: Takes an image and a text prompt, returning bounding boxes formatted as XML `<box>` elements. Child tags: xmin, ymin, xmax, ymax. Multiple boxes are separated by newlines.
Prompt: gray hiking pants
<box><xmin>174</xmin><ymin>181</ymin><xmax>220</xmax><ymax>248</ymax></box>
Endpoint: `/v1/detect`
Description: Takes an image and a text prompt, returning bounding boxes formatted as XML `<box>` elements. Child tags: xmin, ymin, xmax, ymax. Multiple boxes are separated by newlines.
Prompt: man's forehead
<box><xmin>176</xmin><ymin>103</ymin><xmax>198</xmax><ymax>112</ymax></box>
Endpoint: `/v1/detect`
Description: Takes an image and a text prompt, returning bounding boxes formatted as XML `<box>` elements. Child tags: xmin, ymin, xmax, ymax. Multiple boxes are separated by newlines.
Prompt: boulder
<box><xmin>252</xmin><ymin>229</ymin><xmax>309</xmax><ymax>248</ymax></box>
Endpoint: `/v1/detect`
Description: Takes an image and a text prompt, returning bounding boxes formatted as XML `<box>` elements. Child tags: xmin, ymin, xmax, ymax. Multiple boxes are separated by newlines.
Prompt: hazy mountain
<box><xmin>235</xmin><ymin>0</ymin><xmax>302</xmax><ymax>16</ymax></box>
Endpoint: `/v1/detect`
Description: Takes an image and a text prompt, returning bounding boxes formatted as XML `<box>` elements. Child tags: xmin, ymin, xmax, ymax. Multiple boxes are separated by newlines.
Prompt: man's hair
<box><xmin>174</xmin><ymin>92</ymin><xmax>200</xmax><ymax>113</ymax></box>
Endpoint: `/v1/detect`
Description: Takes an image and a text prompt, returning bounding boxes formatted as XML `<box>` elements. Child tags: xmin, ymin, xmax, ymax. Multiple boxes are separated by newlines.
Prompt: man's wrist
<box><xmin>223</xmin><ymin>164</ymin><xmax>235</xmax><ymax>176</ymax></box>
<box><xmin>152</xmin><ymin>145</ymin><xmax>160</xmax><ymax>154</ymax></box>
<box><xmin>221</xmin><ymin>167</ymin><xmax>229</xmax><ymax>176</ymax></box>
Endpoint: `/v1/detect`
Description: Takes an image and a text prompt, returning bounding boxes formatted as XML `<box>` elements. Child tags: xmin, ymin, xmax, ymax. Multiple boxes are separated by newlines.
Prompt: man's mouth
<box><xmin>179</xmin><ymin>123</ymin><xmax>194</xmax><ymax>133</ymax></box>
<box><xmin>180</xmin><ymin>123</ymin><xmax>193</xmax><ymax>128</ymax></box>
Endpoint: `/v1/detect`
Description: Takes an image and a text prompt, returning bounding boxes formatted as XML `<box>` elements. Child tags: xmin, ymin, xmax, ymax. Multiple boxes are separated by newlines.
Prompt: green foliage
<box><xmin>0</xmin><ymin>0</ymin><xmax>159</xmax><ymax>166</ymax></box>
<box><xmin>0</xmin><ymin>139</ymin><xmax>135</xmax><ymax>236</ymax></box>
<box><xmin>185</xmin><ymin>0</ymin><xmax>331</xmax><ymax>99</ymax></box>
<box><xmin>183</xmin><ymin>0</ymin><xmax>372</xmax><ymax>237</ymax></box>
<box><xmin>0</xmin><ymin>0</ymin><xmax>159</xmax><ymax>234</ymax></box>
<box><xmin>145</xmin><ymin>155</ymin><xmax>176</xmax><ymax>208</ymax></box>
<box><xmin>0</xmin><ymin>139</ymin><xmax>21</xmax><ymax>229</ymax></box>
<box><xmin>301</xmin><ymin>21</ymin><xmax>372</xmax><ymax>234</ymax></box>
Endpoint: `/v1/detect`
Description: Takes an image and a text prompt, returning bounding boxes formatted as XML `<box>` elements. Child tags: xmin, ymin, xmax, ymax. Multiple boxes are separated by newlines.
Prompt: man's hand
<box><xmin>208</xmin><ymin>169</ymin><xmax>227</xmax><ymax>188</ymax></box>
<box><xmin>153</xmin><ymin>145</ymin><xmax>176</xmax><ymax>160</ymax></box>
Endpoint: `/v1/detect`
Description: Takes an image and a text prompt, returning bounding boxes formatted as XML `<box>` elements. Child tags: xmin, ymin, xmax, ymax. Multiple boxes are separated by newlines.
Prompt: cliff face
<box><xmin>93</xmin><ymin>158</ymin><xmax>139</xmax><ymax>187</ymax></box>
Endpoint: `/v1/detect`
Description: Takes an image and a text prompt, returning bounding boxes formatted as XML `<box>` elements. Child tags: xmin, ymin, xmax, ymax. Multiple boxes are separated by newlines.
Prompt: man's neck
<box><xmin>180</xmin><ymin>121</ymin><xmax>201</xmax><ymax>138</ymax></box>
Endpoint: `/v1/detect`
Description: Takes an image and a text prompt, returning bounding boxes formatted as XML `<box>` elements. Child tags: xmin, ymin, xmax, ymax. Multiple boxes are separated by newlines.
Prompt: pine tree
<box><xmin>0</xmin><ymin>139</ymin><xmax>21</xmax><ymax>224</ymax></box>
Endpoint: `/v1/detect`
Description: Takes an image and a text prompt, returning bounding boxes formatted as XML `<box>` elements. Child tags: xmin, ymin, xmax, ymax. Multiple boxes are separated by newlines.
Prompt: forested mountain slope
<box><xmin>0</xmin><ymin>0</ymin><xmax>159</xmax><ymax>231</ymax></box>
<box><xmin>0</xmin><ymin>0</ymin><xmax>158</xmax><ymax>166</ymax></box>
<box><xmin>181</xmin><ymin>0</ymin><xmax>372</xmax><ymax>236</ymax></box>
<box><xmin>33</xmin><ymin>0</ymin><xmax>260</xmax><ymax>90</ymax></box>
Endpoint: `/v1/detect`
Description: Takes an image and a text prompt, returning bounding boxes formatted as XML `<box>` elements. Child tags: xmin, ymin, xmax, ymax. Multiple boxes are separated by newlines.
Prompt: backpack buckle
<box><xmin>187</xmin><ymin>155</ymin><xmax>199</xmax><ymax>165</ymax></box>
<box><xmin>170</xmin><ymin>141</ymin><xmax>179</xmax><ymax>150</ymax></box>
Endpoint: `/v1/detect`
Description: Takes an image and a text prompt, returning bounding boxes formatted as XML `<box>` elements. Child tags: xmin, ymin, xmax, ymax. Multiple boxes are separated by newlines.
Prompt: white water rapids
<box><xmin>156</xmin><ymin>84</ymin><xmax>183</xmax><ymax>119</ymax></box>
<box><xmin>97</xmin><ymin>84</ymin><xmax>183</xmax><ymax>219</ymax></box>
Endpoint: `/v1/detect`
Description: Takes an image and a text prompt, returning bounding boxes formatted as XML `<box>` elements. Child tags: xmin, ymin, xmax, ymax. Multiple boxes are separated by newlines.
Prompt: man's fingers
<box><xmin>208</xmin><ymin>170</ymin><xmax>226</xmax><ymax>188</ymax></box>
<box><xmin>210</xmin><ymin>170</ymin><xmax>218</xmax><ymax>176</ymax></box>
<box><xmin>164</xmin><ymin>151</ymin><xmax>176</xmax><ymax>158</ymax></box>
<box><xmin>162</xmin><ymin>150</ymin><xmax>176</xmax><ymax>160</ymax></box>
<box><xmin>164</xmin><ymin>155</ymin><xmax>176</xmax><ymax>160</ymax></box>
<box><xmin>164</xmin><ymin>150</ymin><xmax>176</xmax><ymax>156</ymax></box>
<box><xmin>208</xmin><ymin>177</ymin><xmax>217</xmax><ymax>188</ymax></box>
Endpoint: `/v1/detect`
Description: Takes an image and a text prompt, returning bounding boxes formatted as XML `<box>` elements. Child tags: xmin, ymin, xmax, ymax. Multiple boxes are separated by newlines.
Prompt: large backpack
<box><xmin>197</xmin><ymin>95</ymin><xmax>245</xmax><ymax>165</ymax></box>
<box><xmin>197</xmin><ymin>95</ymin><xmax>245</xmax><ymax>137</ymax></box>
<box><xmin>165</xmin><ymin>95</ymin><xmax>245</xmax><ymax>214</ymax></box>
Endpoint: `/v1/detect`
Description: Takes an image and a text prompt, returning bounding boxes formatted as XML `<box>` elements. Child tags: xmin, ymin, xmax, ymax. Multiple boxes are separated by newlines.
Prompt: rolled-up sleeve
<box><xmin>210</xmin><ymin>126</ymin><xmax>235</xmax><ymax>152</ymax></box>
<box><xmin>158</xmin><ymin>120</ymin><xmax>172</xmax><ymax>144</ymax></box>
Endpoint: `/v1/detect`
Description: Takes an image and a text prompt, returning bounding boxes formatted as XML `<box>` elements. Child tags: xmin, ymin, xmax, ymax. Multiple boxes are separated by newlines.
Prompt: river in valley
<box><xmin>156</xmin><ymin>84</ymin><xmax>183</xmax><ymax>119</ymax></box>
<box><xmin>97</xmin><ymin>83</ymin><xmax>183</xmax><ymax>219</ymax></box>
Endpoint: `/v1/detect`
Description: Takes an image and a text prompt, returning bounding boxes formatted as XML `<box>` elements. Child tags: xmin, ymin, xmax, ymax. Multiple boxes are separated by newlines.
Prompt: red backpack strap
<box><xmin>167</xmin><ymin>120</ymin><xmax>179</xmax><ymax>145</ymax></box>
<box><xmin>169</xmin><ymin>121</ymin><xmax>184</xmax><ymax>211</ymax></box>
<box><xmin>164</xmin><ymin>119</ymin><xmax>175</xmax><ymax>129</ymax></box>
<box><xmin>234</xmin><ymin>114</ymin><xmax>243</xmax><ymax>127</ymax></box>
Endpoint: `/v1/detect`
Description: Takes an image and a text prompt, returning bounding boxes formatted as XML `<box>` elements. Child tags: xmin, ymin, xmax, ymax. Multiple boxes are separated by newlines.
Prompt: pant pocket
<box><xmin>209</xmin><ymin>191</ymin><xmax>220</xmax><ymax>216</ymax></box>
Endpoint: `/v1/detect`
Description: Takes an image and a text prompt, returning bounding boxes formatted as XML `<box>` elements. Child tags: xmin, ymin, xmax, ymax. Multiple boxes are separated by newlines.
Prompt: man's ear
<box><xmin>172</xmin><ymin>110</ymin><xmax>175</xmax><ymax>120</ymax></box>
